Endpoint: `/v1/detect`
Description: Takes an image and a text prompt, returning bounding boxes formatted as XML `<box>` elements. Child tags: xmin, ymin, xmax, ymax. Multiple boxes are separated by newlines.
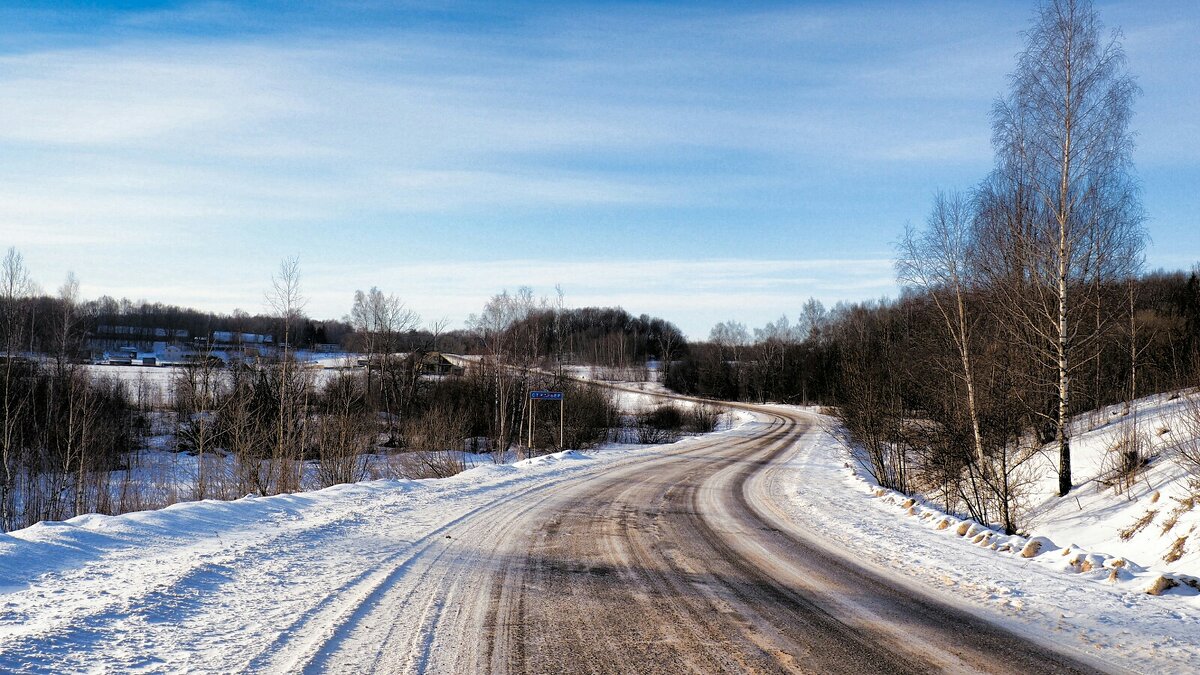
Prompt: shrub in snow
<box><xmin>686</xmin><ymin>404</ymin><xmax>726</xmax><ymax>433</ymax></box>
<box><xmin>633</xmin><ymin>402</ymin><xmax>725</xmax><ymax>444</ymax></box>
<box><xmin>1164</xmin><ymin>535</ymin><xmax>1188</xmax><ymax>564</ymax></box>
<box><xmin>1106</xmin><ymin>567</ymin><xmax>1130</xmax><ymax>583</ymax></box>
<box><xmin>1020</xmin><ymin>537</ymin><xmax>1055</xmax><ymax>558</ymax></box>
<box><xmin>1145</xmin><ymin>575</ymin><xmax>1179</xmax><ymax>596</ymax></box>
<box><xmin>1099</xmin><ymin>420</ymin><xmax>1153</xmax><ymax>497</ymax></box>
<box><xmin>1079</xmin><ymin>553</ymin><xmax>1108</xmax><ymax>573</ymax></box>
<box><xmin>635</xmin><ymin>405</ymin><xmax>684</xmax><ymax>444</ymax></box>
<box><xmin>1160</xmin><ymin>495</ymin><xmax>1195</xmax><ymax>534</ymax></box>
<box><xmin>1117</xmin><ymin>509</ymin><xmax>1157</xmax><ymax>540</ymax></box>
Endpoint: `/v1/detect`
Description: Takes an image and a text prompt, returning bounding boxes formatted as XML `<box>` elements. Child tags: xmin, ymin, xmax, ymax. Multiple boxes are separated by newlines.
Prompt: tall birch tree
<box><xmin>982</xmin><ymin>0</ymin><xmax>1143</xmax><ymax>495</ymax></box>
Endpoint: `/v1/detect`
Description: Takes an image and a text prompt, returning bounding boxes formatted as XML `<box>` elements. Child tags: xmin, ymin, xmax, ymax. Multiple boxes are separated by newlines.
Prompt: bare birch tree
<box><xmin>468</xmin><ymin>289</ymin><xmax>534</xmax><ymax>456</ymax></box>
<box><xmin>350</xmin><ymin>286</ymin><xmax>417</xmax><ymax>440</ymax></box>
<box><xmin>898</xmin><ymin>191</ymin><xmax>987</xmax><ymax>472</ymax></box>
<box><xmin>980</xmin><ymin>0</ymin><xmax>1144</xmax><ymax>495</ymax></box>
<box><xmin>51</xmin><ymin>273</ymin><xmax>91</xmax><ymax>516</ymax></box>
<box><xmin>266</xmin><ymin>256</ymin><xmax>308</xmax><ymax>492</ymax></box>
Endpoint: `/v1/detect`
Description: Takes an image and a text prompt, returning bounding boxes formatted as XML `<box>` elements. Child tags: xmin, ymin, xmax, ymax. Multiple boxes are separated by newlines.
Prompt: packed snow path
<box><xmin>1</xmin><ymin>405</ymin><xmax>1110</xmax><ymax>673</ymax></box>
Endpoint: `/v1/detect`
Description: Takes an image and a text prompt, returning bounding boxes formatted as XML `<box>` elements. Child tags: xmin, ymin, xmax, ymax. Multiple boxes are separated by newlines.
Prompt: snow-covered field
<box><xmin>773</xmin><ymin>399</ymin><xmax>1200</xmax><ymax>673</ymax></box>
<box><xmin>85</xmin><ymin>359</ymin><xmax>364</xmax><ymax>407</ymax></box>
<box><xmin>604</xmin><ymin>378</ymin><xmax>718</xmax><ymax>414</ymax></box>
<box><xmin>84</xmin><ymin>364</ymin><xmax>178</xmax><ymax>407</ymax></box>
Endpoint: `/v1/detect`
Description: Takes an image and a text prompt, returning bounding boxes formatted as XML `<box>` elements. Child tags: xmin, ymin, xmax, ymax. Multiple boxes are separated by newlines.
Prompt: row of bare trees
<box><xmin>893</xmin><ymin>0</ymin><xmax>1142</xmax><ymax>517</ymax></box>
<box><xmin>830</xmin><ymin>0</ymin><xmax>1161</xmax><ymax>534</ymax></box>
<box><xmin>0</xmin><ymin>254</ymin><xmax>341</xmax><ymax>528</ymax></box>
<box><xmin>470</xmin><ymin>289</ymin><xmax>686</xmax><ymax>370</ymax></box>
<box><xmin>168</xmin><ymin>260</ymin><xmax>411</xmax><ymax>500</ymax></box>
<box><xmin>664</xmin><ymin>299</ymin><xmax>832</xmax><ymax>404</ymax></box>
<box><xmin>0</xmin><ymin>248</ymin><xmax>656</xmax><ymax>531</ymax></box>
<box><xmin>774</xmin><ymin>0</ymin><xmax>1148</xmax><ymax>534</ymax></box>
<box><xmin>747</xmin><ymin>269</ymin><xmax>1198</xmax><ymax>536</ymax></box>
<box><xmin>463</xmin><ymin>289</ymin><xmax>683</xmax><ymax>455</ymax></box>
<box><xmin>0</xmin><ymin>249</ymin><xmax>137</xmax><ymax>530</ymax></box>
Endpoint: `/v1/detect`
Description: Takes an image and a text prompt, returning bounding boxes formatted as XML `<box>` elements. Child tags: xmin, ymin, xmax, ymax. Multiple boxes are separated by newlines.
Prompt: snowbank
<box><xmin>0</xmin><ymin>408</ymin><xmax>755</xmax><ymax>590</ymax></box>
<box><xmin>774</xmin><ymin>405</ymin><xmax>1200</xmax><ymax>672</ymax></box>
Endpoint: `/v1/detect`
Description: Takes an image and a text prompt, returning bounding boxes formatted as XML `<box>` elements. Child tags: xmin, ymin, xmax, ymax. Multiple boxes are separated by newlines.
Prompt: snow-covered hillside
<box><xmin>1021</xmin><ymin>393</ymin><xmax>1199</xmax><ymax>577</ymax></box>
<box><xmin>841</xmin><ymin>392</ymin><xmax>1199</xmax><ymax>581</ymax></box>
<box><xmin>778</xmin><ymin>393</ymin><xmax>1200</xmax><ymax>671</ymax></box>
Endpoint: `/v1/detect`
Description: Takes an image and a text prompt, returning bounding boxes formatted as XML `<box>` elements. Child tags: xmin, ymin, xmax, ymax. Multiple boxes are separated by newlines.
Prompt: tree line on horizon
<box><xmin>0</xmin><ymin>249</ymin><xmax>698</xmax><ymax>531</ymax></box>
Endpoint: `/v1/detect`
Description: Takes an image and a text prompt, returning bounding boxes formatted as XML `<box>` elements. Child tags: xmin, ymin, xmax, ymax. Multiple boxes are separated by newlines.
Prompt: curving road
<box><xmin>258</xmin><ymin>404</ymin><xmax>1109</xmax><ymax>674</ymax></box>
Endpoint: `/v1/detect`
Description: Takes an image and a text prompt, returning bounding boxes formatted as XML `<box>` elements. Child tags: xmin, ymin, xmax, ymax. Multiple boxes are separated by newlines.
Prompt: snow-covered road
<box><xmin>0</xmin><ymin>401</ymin><xmax>1192</xmax><ymax>673</ymax></box>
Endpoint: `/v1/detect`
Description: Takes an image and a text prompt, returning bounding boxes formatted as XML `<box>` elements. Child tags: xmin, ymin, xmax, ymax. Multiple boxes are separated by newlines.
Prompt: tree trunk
<box><xmin>1057</xmin><ymin>217</ymin><xmax>1072</xmax><ymax>496</ymax></box>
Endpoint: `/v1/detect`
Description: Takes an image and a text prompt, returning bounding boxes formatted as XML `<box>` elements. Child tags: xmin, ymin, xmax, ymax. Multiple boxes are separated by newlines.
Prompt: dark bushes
<box><xmin>636</xmin><ymin>402</ymin><xmax>726</xmax><ymax>444</ymax></box>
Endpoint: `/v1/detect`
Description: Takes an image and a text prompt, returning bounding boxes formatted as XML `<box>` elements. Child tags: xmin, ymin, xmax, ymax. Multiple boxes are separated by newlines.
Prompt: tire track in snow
<box><xmin>246</xmin><ymin>467</ymin><xmax>603</xmax><ymax>673</ymax></box>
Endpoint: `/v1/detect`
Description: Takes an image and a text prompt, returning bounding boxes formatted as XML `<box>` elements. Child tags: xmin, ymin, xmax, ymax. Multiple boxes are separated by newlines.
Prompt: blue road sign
<box><xmin>530</xmin><ymin>390</ymin><xmax>564</xmax><ymax>400</ymax></box>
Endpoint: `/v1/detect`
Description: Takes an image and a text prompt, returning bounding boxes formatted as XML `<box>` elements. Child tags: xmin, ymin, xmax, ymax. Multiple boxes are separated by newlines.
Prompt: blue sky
<box><xmin>1</xmin><ymin>1</ymin><xmax>1197</xmax><ymax>338</ymax></box>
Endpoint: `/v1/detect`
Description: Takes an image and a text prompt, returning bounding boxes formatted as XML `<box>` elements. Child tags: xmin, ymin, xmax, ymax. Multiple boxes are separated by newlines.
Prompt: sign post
<box><xmin>529</xmin><ymin>390</ymin><xmax>564</xmax><ymax>452</ymax></box>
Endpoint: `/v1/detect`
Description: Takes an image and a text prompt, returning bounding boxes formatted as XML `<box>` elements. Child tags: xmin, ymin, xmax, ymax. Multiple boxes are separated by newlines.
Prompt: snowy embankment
<box><xmin>0</xmin><ymin>407</ymin><xmax>752</xmax><ymax>671</ymax></box>
<box><xmin>773</xmin><ymin>398</ymin><xmax>1200</xmax><ymax>672</ymax></box>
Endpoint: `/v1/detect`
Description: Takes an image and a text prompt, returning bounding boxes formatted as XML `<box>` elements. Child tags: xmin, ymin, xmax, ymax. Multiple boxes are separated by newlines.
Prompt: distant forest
<box><xmin>6</xmin><ymin>287</ymin><xmax>686</xmax><ymax>364</ymax></box>
<box><xmin>668</xmin><ymin>270</ymin><xmax>1200</xmax><ymax>408</ymax></box>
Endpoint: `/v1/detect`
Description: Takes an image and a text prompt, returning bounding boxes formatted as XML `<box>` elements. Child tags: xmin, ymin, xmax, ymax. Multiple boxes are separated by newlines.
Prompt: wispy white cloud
<box><xmin>0</xmin><ymin>46</ymin><xmax>299</xmax><ymax>146</ymax></box>
<box><xmin>301</xmin><ymin>258</ymin><xmax>899</xmax><ymax>337</ymax></box>
<box><xmin>116</xmin><ymin>1</ymin><xmax>261</xmax><ymax>30</ymax></box>
<box><xmin>382</xmin><ymin>170</ymin><xmax>681</xmax><ymax>208</ymax></box>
